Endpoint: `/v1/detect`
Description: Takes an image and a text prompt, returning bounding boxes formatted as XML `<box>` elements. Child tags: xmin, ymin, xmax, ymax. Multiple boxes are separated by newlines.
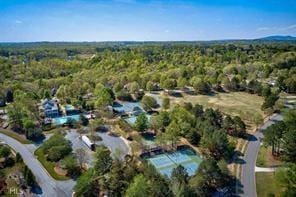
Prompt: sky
<box><xmin>0</xmin><ymin>0</ymin><xmax>295</xmax><ymax>42</ymax></box>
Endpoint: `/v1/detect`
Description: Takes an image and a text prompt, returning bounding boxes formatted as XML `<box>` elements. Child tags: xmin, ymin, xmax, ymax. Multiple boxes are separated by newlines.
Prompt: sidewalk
<box><xmin>255</xmin><ymin>166</ymin><xmax>277</xmax><ymax>172</ymax></box>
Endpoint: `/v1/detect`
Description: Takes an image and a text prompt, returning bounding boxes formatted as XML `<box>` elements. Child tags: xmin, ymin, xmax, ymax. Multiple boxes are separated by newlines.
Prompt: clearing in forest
<box><xmin>148</xmin><ymin>91</ymin><xmax>265</xmax><ymax>130</ymax></box>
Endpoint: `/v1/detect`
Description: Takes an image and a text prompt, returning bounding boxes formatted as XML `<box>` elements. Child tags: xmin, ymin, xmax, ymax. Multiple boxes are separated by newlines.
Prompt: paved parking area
<box><xmin>65</xmin><ymin>129</ymin><xmax>130</xmax><ymax>164</ymax></box>
<box><xmin>64</xmin><ymin>130</ymin><xmax>94</xmax><ymax>165</ymax></box>
<box><xmin>95</xmin><ymin>132</ymin><xmax>130</xmax><ymax>160</ymax></box>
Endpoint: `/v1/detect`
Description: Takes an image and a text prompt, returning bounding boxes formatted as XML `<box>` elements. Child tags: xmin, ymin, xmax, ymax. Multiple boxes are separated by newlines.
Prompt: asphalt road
<box><xmin>0</xmin><ymin>133</ymin><xmax>75</xmax><ymax>197</ymax></box>
<box><xmin>240</xmin><ymin>113</ymin><xmax>283</xmax><ymax>197</ymax></box>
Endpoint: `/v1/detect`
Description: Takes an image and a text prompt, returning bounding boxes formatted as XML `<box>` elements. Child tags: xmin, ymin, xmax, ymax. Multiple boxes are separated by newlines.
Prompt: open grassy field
<box><xmin>149</xmin><ymin>91</ymin><xmax>265</xmax><ymax>129</ymax></box>
<box><xmin>256</xmin><ymin>172</ymin><xmax>283</xmax><ymax>197</ymax></box>
<box><xmin>0</xmin><ymin>129</ymin><xmax>31</xmax><ymax>144</ymax></box>
<box><xmin>34</xmin><ymin>148</ymin><xmax>69</xmax><ymax>180</ymax></box>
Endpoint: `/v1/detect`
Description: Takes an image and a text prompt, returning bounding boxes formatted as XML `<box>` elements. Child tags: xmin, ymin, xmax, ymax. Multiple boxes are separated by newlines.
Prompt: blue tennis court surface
<box><xmin>149</xmin><ymin>154</ymin><xmax>175</xmax><ymax>168</ymax></box>
<box><xmin>182</xmin><ymin>162</ymin><xmax>199</xmax><ymax>176</ymax></box>
<box><xmin>167</xmin><ymin>151</ymin><xmax>191</xmax><ymax>163</ymax></box>
<box><xmin>146</xmin><ymin>148</ymin><xmax>202</xmax><ymax>177</ymax></box>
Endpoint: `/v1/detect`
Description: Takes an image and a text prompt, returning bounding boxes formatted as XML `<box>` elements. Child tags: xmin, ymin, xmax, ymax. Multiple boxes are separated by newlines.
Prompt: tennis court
<box><xmin>147</xmin><ymin>148</ymin><xmax>202</xmax><ymax>177</ymax></box>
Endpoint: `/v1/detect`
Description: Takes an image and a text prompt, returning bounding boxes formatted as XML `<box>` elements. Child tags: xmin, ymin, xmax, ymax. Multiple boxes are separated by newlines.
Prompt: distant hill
<box><xmin>256</xmin><ymin>35</ymin><xmax>296</xmax><ymax>41</ymax></box>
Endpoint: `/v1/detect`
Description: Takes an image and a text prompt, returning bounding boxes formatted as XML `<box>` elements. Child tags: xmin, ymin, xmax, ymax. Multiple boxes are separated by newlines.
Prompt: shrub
<box><xmin>41</xmin><ymin>134</ymin><xmax>72</xmax><ymax>161</ymax></box>
<box><xmin>141</xmin><ymin>95</ymin><xmax>158</xmax><ymax>111</ymax></box>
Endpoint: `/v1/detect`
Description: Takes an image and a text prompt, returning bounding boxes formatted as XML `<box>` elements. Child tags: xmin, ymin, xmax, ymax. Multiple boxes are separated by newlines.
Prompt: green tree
<box><xmin>74</xmin><ymin>169</ymin><xmax>98</xmax><ymax>197</ymax></box>
<box><xmin>203</xmin><ymin>108</ymin><xmax>223</xmax><ymax>128</ymax></box>
<box><xmin>192</xmin><ymin>104</ymin><xmax>204</xmax><ymax>118</ymax></box>
<box><xmin>165</xmin><ymin>121</ymin><xmax>181</xmax><ymax>147</ymax></box>
<box><xmin>143</xmin><ymin>164</ymin><xmax>173</xmax><ymax>197</ymax></box>
<box><xmin>134</xmin><ymin>113</ymin><xmax>148</xmax><ymax>132</ymax></box>
<box><xmin>190</xmin><ymin>158</ymin><xmax>229</xmax><ymax>196</ymax></box>
<box><xmin>233</xmin><ymin>116</ymin><xmax>246</xmax><ymax>137</ymax></box>
<box><xmin>0</xmin><ymin>146</ymin><xmax>10</xmax><ymax>158</ymax></box>
<box><xmin>41</xmin><ymin>134</ymin><xmax>72</xmax><ymax>161</ymax></box>
<box><xmin>191</xmin><ymin>77</ymin><xmax>211</xmax><ymax>94</ymax></box>
<box><xmin>24</xmin><ymin>165</ymin><xmax>35</xmax><ymax>187</ymax></box>
<box><xmin>162</xmin><ymin>79</ymin><xmax>177</xmax><ymax>90</ymax></box>
<box><xmin>264</xmin><ymin>121</ymin><xmax>285</xmax><ymax>156</ymax></box>
<box><xmin>141</xmin><ymin>95</ymin><xmax>158</xmax><ymax>111</ymax></box>
<box><xmin>94</xmin><ymin>145</ymin><xmax>113</xmax><ymax>175</ymax></box>
<box><xmin>7</xmin><ymin>103</ymin><xmax>26</xmax><ymax>132</ymax></box>
<box><xmin>185</xmin><ymin>128</ymin><xmax>200</xmax><ymax>146</ymax></box>
<box><xmin>15</xmin><ymin>152</ymin><xmax>23</xmax><ymax>163</ymax></box>
<box><xmin>261</xmin><ymin>93</ymin><xmax>279</xmax><ymax>110</ymax></box>
<box><xmin>94</xmin><ymin>83</ymin><xmax>114</xmax><ymax>108</ymax></box>
<box><xmin>107</xmin><ymin>160</ymin><xmax>128</xmax><ymax>197</ymax></box>
<box><xmin>170</xmin><ymin>106</ymin><xmax>195</xmax><ymax>128</ymax></box>
<box><xmin>282</xmin><ymin>128</ymin><xmax>296</xmax><ymax>162</ymax></box>
<box><xmin>275</xmin><ymin>163</ymin><xmax>296</xmax><ymax>196</ymax></box>
<box><xmin>125</xmin><ymin>174</ymin><xmax>150</xmax><ymax>197</ymax></box>
<box><xmin>171</xmin><ymin>165</ymin><xmax>193</xmax><ymax>197</ymax></box>
<box><xmin>162</xmin><ymin>97</ymin><xmax>170</xmax><ymax>109</ymax></box>
<box><xmin>200</xmin><ymin>131</ymin><xmax>234</xmax><ymax>160</ymax></box>
<box><xmin>126</xmin><ymin>81</ymin><xmax>140</xmax><ymax>94</ymax></box>
<box><xmin>61</xmin><ymin>155</ymin><xmax>81</xmax><ymax>177</ymax></box>
<box><xmin>146</xmin><ymin>81</ymin><xmax>154</xmax><ymax>92</ymax></box>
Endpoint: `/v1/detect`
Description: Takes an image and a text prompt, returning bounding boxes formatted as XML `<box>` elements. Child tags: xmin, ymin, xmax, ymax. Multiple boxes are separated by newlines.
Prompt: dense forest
<box><xmin>1</xmin><ymin>41</ymin><xmax>296</xmax><ymax>104</ymax></box>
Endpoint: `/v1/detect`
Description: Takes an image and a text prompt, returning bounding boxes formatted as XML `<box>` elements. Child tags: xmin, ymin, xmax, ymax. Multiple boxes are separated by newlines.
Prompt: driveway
<box><xmin>0</xmin><ymin>133</ymin><xmax>75</xmax><ymax>197</ymax></box>
<box><xmin>240</xmin><ymin>113</ymin><xmax>283</xmax><ymax>197</ymax></box>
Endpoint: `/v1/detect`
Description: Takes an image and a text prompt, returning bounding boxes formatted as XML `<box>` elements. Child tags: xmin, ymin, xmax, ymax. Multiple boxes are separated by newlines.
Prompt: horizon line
<box><xmin>1</xmin><ymin>35</ymin><xmax>296</xmax><ymax>44</ymax></box>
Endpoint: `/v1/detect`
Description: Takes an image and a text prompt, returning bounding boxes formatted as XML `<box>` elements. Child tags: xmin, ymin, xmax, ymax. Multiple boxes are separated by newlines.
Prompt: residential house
<box><xmin>40</xmin><ymin>99</ymin><xmax>59</xmax><ymax>118</ymax></box>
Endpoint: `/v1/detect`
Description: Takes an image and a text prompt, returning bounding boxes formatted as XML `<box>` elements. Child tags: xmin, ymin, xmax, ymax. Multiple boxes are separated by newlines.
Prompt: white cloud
<box><xmin>280</xmin><ymin>24</ymin><xmax>296</xmax><ymax>31</ymax></box>
<box><xmin>257</xmin><ymin>24</ymin><xmax>296</xmax><ymax>32</ymax></box>
<box><xmin>15</xmin><ymin>20</ymin><xmax>23</xmax><ymax>24</ymax></box>
<box><xmin>256</xmin><ymin>27</ymin><xmax>270</xmax><ymax>31</ymax></box>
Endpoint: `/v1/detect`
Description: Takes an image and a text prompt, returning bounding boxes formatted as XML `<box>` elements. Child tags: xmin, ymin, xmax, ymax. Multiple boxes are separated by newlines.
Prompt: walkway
<box><xmin>255</xmin><ymin>166</ymin><xmax>277</xmax><ymax>172</ymax></box>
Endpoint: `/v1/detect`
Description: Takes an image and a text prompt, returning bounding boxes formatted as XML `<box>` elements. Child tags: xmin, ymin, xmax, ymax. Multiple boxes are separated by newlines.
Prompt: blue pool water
<box><xmin>147</xmin><ymin>148</ymin><xmax>202</xmax><ymax>177</ymax></box>
<box><xmin>52</xmin><ymin>114</ymin><xmax>80</xmax><ymax>125</ymax></box>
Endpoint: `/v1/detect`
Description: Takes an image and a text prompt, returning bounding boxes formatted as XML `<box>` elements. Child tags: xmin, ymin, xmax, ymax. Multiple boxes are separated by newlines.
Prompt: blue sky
<box><xmin>0</xmin><ymin>0</ymin><xmax>295</xmax><ymax>42</ymax></box>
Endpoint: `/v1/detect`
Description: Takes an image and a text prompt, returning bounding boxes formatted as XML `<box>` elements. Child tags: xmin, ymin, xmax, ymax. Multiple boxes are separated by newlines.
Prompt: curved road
<box><xmin>240</xmin><ymin>113</ymin><xmax>283</xmax><ymax>197</ymax></box>
<box><xmin>0</xmin><ymin>133</ymin><xmax>75</xmax><ymax>197</ymax></box>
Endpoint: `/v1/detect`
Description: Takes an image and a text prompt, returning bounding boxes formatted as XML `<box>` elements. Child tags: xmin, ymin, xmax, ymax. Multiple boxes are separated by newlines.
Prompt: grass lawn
<box><xmin>148</xmin><ymin>91</ymin><xmax>265</xmax><ymax>129</ymax></box>
<box><xmin>34</xmin><ymin>147</ymin><xmax>69</xmax><ymax>180</ymax></box>
<box><xmin>0</xmin><ymin>129</ymin><xmax>31</xmax><ymax>144</ymax></box>
<box><xmin>256</xmin><ymin>172</ymin><xmax>283</xmax><ymax>197</ymax></box>
<box><xmin>256</xmin><ymin>145</ymin><xmax>282</xmax><ymax>167</ymax></box>
<box><xmin>42</xmin><ymin>127</ymin><xmax>63</xmax><ymax>135</ymax></box>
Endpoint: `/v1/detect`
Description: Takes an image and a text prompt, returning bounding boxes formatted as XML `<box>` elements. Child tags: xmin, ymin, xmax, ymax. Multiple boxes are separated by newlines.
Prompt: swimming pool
<box><xmin>146</xmin><ymin>148</ymin><xmax>202</xmax><ymax>177</ymax></box>
<box><xmin>52</xmin><ymin>114</ymin><xmax>80</xmax><ymax>125</ymax></box>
